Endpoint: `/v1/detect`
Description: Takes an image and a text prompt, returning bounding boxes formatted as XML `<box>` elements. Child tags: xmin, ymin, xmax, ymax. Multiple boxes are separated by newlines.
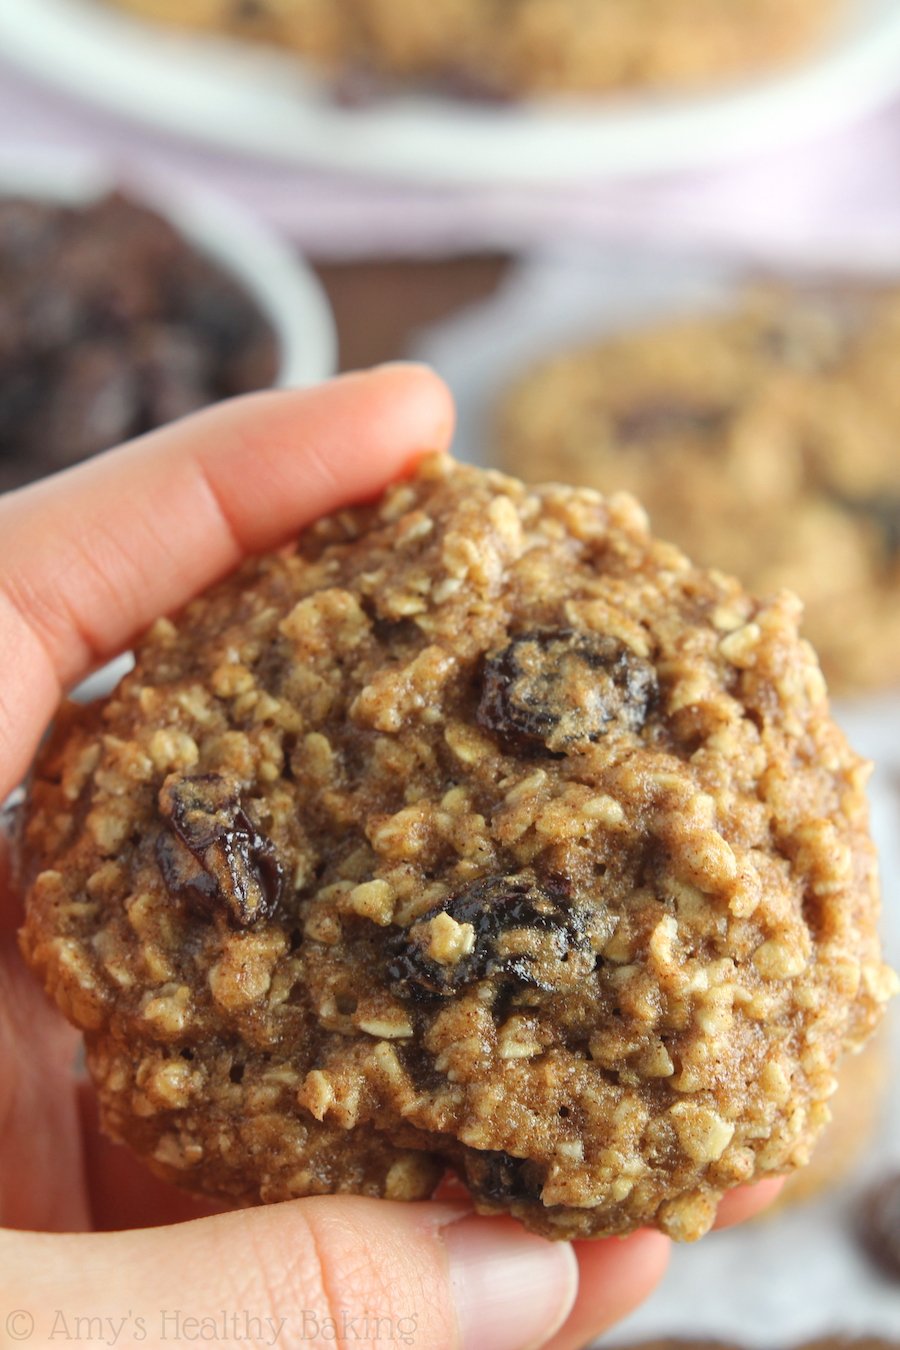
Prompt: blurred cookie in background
<box><xmin>102</xmin><ymin>0</ymin><xmax>841</xmax><ymax>96</ymax></box>
<box><xmin>496</xmin><ymin>286</ymin><xmax>900</xmax><ymax>694</ymax></box>
<box><xmin>0</xmin><ymin>191</ymin><xmax>278</xmax><ymax>491</ymax></box>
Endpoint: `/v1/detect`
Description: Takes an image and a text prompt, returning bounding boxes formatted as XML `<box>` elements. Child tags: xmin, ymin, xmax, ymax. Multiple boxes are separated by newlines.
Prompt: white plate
<box><xmin>2</xmin><ymin>0</ymin><xmax>900</xmax><ymax>184</ymax></box>
<box><xmin>0</xmin><ymin>147</ymin><xmax>336</xmax><ymax>388</ymax></box>
<box><xmin>416</xmin><ymin>243</ymin><xmax>900</xmax><ymax>463</ymax></box>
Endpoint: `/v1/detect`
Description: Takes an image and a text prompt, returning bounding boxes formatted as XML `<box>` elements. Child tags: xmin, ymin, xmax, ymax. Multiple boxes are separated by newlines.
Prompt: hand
<box><xmin>0</xmin><ymin>366</ymin><xmax>779</xmax><ymax>1350</ymax></box>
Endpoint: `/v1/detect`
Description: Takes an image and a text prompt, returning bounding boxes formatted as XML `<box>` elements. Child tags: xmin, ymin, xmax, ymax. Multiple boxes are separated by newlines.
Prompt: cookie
<box><xmin>103</xmin><ymin>0</ymin><xmax>837</xmax><ymax>97</ymax></box>
<box><xmin>497</xmin><ymin>286</ymin><xmax>900</xmax><ymax>695</ymax></box>
<box><xmin>18</xmin><ymin>456</ymin><xmax>895</xmax><ymax>1241</ymax></box>
<box><xmin>770</xmin><ymin>1031</ymin><xmax>889</xmax><ymax>1211</ymax></box>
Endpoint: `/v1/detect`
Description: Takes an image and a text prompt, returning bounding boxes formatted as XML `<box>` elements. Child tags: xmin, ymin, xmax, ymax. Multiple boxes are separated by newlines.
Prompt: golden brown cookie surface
<box><xmin>19</xmin><ymin>457</ymin><xmax>895</xmax><ymax>1239</ymax></box>
<box><xmin>104</xmin><ymin>0</ymin><xmax>838</xmax><ymax>96</ymax></box>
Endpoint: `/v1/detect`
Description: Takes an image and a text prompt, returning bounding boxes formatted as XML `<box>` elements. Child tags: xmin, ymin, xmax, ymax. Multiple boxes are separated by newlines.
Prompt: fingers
<box><xmin>538</xmin><ymin>1177</ymin><xmax>783</xmax><ymax>1350</ymax></box>
<box><xmin>443</xmin><ymin>1215</ymin><xmax>577</xmax><ymax>1349</ymax></box>
<box><xmin>535</xmin><ymin>1179</ymin><xmax>782</xmax><ymax>1350</ymax></box>
<box><xmin>77</xmin><ymin>1085</ymin><xmax>222</xmax><ymax>1232</ymax></box>
<box><xmin>713</xmin><ymin>1178</ymin><xmax>785</xmax><ymax>1230</ymax></box>
<box><xmin>0</xmin><ymin>364</ymin><xmax>454</xmax><ymax>797</ymax></box>
<box><xmin>0</xmin><ymin>937</ymin><xmax>86</xmax><ymax>1233</ymax></box>
<box><xmin>2</xmin><ymin>803</ymin><xmax>88</xmax><ymax>1233</ymax></box>
<box><xmin>544</xmin><ymin>1230</ymin><xmax>670</xmax><ymax>1350</ymax></box>
<box><xmin>0</xmin><ymin>832</ymin><xmax>11</xmax><ymax>932</ymax></box>
<box><xmin>1</xmin><ymin>1199</ymin><xmax>578</xmax><ymax>1350</ymax></box>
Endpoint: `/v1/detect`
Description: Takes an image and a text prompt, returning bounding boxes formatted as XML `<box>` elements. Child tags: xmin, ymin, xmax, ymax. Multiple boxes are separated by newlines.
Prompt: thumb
<box><xmin>2</xmin><ymin>1198</ymin><xmax>578</xmax><ymax>1350</ymax></box>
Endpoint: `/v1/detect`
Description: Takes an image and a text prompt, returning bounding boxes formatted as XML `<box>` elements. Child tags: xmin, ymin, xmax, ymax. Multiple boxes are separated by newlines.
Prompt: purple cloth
<box><xmin>3</xmin><ymin>57</ymin><xmax>900</xmax><ymax>261</ymax></box>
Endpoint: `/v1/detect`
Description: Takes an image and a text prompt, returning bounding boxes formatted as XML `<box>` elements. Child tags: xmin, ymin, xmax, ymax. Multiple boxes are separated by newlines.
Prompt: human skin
<box><xmin>0</xmin><ymin>366</ymin><xmax>779</xmax><ymax>1350</ymax></box>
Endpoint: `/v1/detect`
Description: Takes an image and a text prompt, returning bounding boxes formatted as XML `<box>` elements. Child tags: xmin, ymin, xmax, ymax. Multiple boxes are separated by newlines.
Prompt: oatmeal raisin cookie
<box><xmin>18</xmin><ymin>456</ymin><xmax>895</xmax><ymax>1240</ymax></box>
<box><xmin>104</xmin><ymin>0</ymin><xmax>839</xmax><ymax>96</ymax></box>
<box><xmin>497</xmin><ymin>286</ymin><xmax>900</xmax><ymax>694</ymax></box>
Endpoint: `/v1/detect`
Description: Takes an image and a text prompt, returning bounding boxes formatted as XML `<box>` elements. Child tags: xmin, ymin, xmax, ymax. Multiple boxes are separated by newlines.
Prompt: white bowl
<box><xmin>0</xmin><ymin>147</ymin><xmax>336</xmax><ymax>388</ymax></box>
<box><xmin>2</xmin><ymin>0</ymin><xmax>900</xmax><ymax>184</ymax></box>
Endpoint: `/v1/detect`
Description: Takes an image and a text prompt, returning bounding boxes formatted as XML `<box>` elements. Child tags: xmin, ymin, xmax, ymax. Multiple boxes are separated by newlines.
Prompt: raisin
<box><xmin>842</xmin><ymin>494</ymin><xmax>900</xmax><ymax>563</ymax></box>
<box><xmin>156</xmin><ymin>773</ymin><xmax>285</xmax><ymax>927</ymax></box>
<box><xmin>330</xmin><ymin>63</ymin><xmax>512</xmax><ymax>109</ymax></box>
<box><xmin>331</xmin><ymin>64</ymin><xmax>389</xmax><ymax>109</ymax></box>
<box><xmin>477</xmin><ymin>630</ymin><xmax>657</xmax><ymax>755</ymax></box>
<box><xmin>464</xmin><ymin>1150</ymin><xmax>544</xmax><ymax>1204</ymax></box>
<box><xmin>387</xmin><ymin>873</ymin><xmax>591</xmax><ymax>999</ymax></box>
<box><xmin>430</xmin><ymin>66</ymin><xmax>513</xmax><ymax>105</ymax></box>
<box><xmin>40</xmin><ymin>343</ymin><xmax>139</xmax><ymax>468</ymax></box>
<box><xmin>859</xmin><ymin>1172</ymin><xmax>900</xmax><ymax>1281</ymax></box>
<box><xmin>869</xmin><ymin>496</ymin><xmax>900</xmax><ymax>561</ymax></box>
<box><xmin>614</xmin><ymin>398</ymin><xmax>729</xmax><ymax>445</ymax></box>
<box><xmin>231</xmin><ymin>0</ymin><xmax>265</xmax><ymax>18</ymax></box>
<box><xmin>0</xmin><ymin>194</ymin><xmax>276</xmax><ymax>488</ymax></box>
<box><xmin>136</xmin><ymin>326</ymin><xmax>212</xmax><ymax>429</ymax></box>
<box><xmin>757</xmin><ymin>297</ymin><xmax>857</xmax><ymax>372</ymax></box>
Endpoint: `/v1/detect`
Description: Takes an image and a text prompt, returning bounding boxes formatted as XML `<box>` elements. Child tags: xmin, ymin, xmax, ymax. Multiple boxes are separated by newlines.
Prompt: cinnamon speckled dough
<box><xmin>497</xmin><ymin>286</ymin><xmax>900</xmax><ymax>694</ymax></box>
<box><xmin>104</xmin><ymin>0</ymin><xmax>838</xmax><ymax>96</ymax></box>
<box><xmin>18</xmin><ymin>456</ymin><xmax>896</xmax><ymax>1241</ymax></box>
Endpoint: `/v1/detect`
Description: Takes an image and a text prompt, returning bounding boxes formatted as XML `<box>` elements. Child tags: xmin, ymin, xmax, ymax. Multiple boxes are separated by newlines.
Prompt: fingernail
<box><xmin>443</xmin><ymin>1215</ymin><xmax>578</xmax><ymax>1350</ymax></box>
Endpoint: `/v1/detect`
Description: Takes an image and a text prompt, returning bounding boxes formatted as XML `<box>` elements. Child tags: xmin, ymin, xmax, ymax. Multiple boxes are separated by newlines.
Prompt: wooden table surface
<box><xmin>315</xmin><ymin>256</ymin><xmax>510</xmax><ymax>372</ymax></box>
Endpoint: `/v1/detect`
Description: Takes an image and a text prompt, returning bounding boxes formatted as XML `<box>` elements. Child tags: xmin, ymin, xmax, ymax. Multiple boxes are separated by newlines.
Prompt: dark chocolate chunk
<box><xmin>477</xmin><ymin>630</ymin><xmax>657</xmax><ymax>755</ymax></box>
<box><xmin>387</xmin><ymin>873</ymin><xmax>590</xmax><ymax>999</ymax></box>
<box><xmin>156</xmin><ymin>773</ymin><xmax>284</xmax><ymax>926</ymax></box>
<box><xmin>859</xmin><ymin>1172</ymin><xmax>900</xmax><ymax>1281</ymax></box>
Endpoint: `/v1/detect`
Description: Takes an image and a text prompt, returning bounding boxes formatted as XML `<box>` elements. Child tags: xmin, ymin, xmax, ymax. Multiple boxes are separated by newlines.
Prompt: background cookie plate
<box><xmin>4</xmin><ymin>0</ymin><xmax>900</xmax><ymax>183</ymax></box>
